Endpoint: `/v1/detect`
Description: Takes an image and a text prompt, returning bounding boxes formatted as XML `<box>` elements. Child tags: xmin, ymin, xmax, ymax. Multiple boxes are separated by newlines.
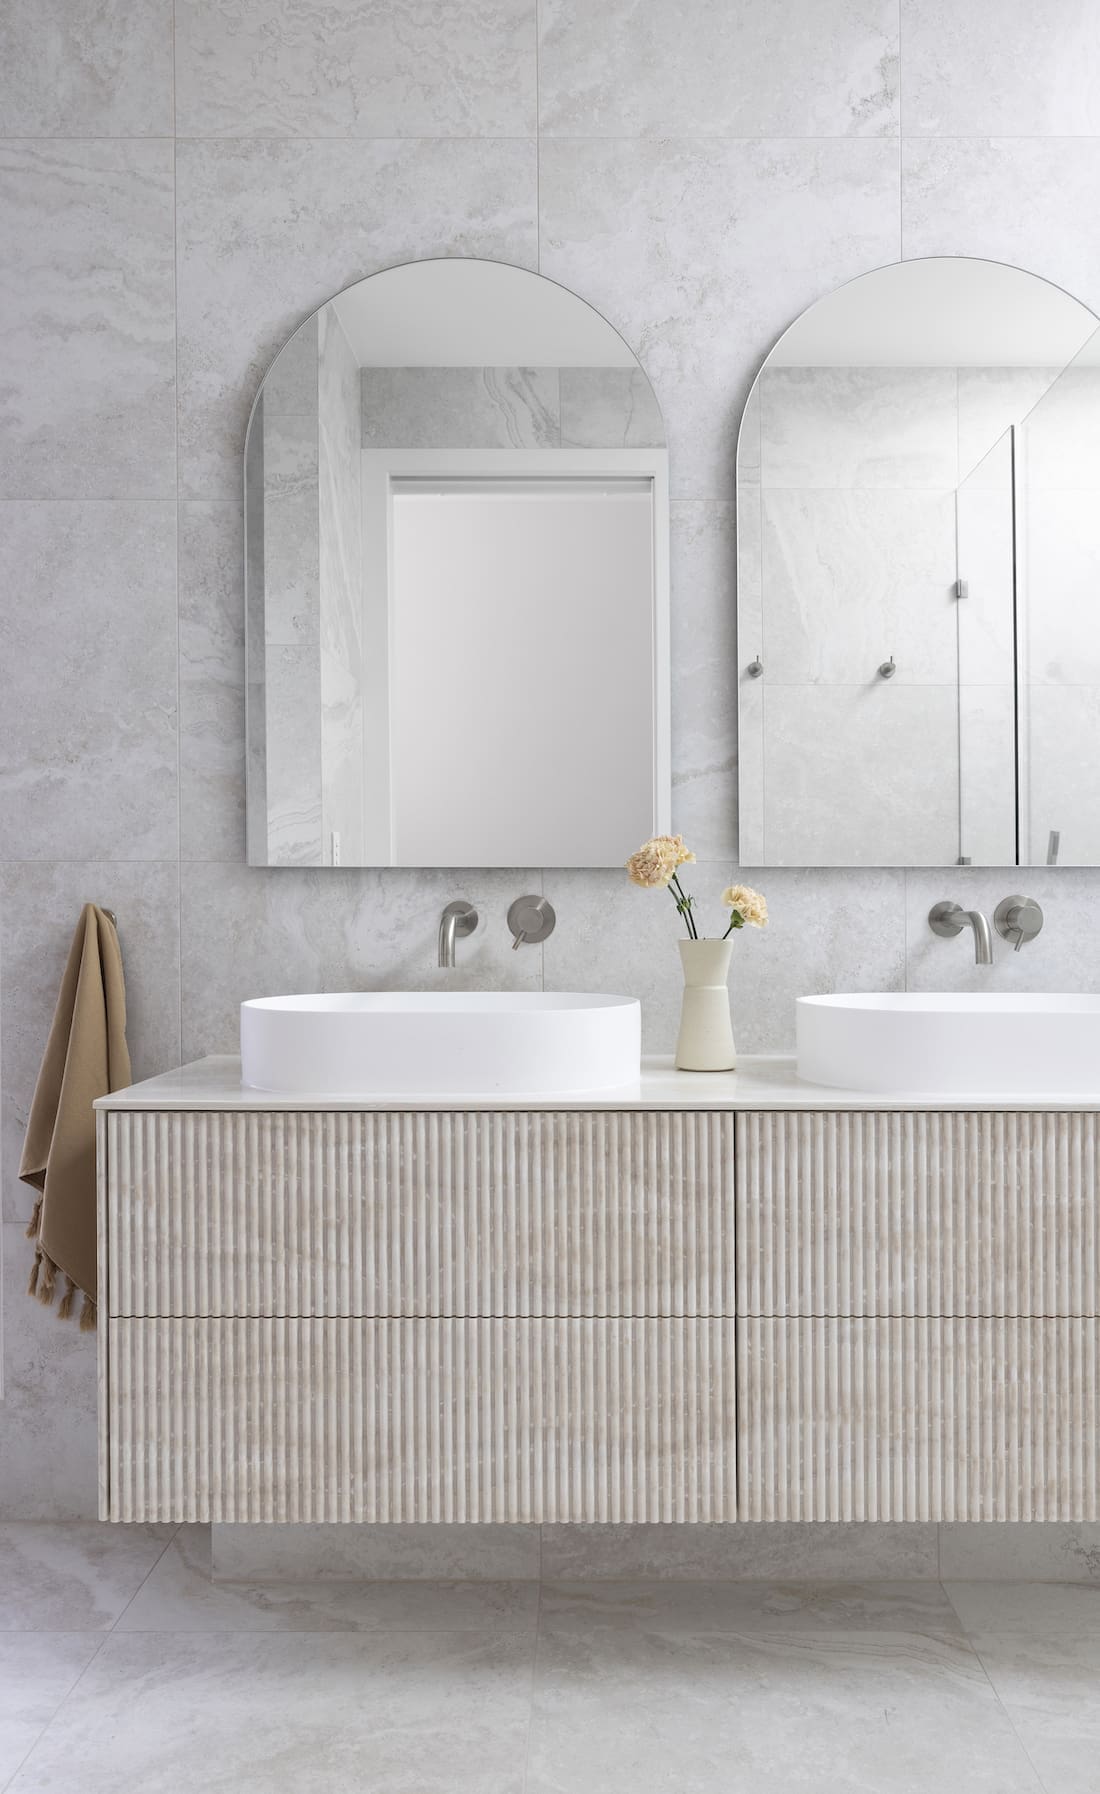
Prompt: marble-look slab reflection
<box><xmin>527</xmin><ymin>1581</ymin><xmax>1043</xmax><ymax>1794</ymax></box>
<box><xmin>945</xmin><ymin>1581</ymin><xmax>1100</xmax><ymax>1794</ymax></box>
<box><xmin>760</xmin><ymin>367</ymin><xmax>958</xmax><ymax>490</ymax></box>
<box><xmin>902</xmin><ymin>138</ymin><xmax>1100</xmax><ymax>314</ymax></box>
<box><xmin>362</xmin><ymin>367</ymin><xmax>560</xmax><ymax>450</ymax></box>
<box><xmin>559</xmin><ymin>369</ymin><xmax>665</xmax><ymax>449</ymax></box>
<box><xmin>670</xmin><ymin>501</ymin><xmax>736</xmax><ymax>859</ymax></box>
<box><xmin>761</xmin><ymin>685</ymin><xmax>960</xmax><ymax>865</ymax></box>
<box><xmin>0</xmin><ymin>503</ymin><xmax>177</xmax><ymax>861</ymax></box>
<box><xmin>1022</xmin><ymin>686</ymin><xmax>1100</xmax><ymax>867</ymax></box>
<box><xmin>179</xmin><ymin>503</ymin><xmax>246</xmax><ymax>863</ymax></box>
<box><xmin>1019</xmin><ymin>364</ymin><xmax>1100</xmax><ymax>490</ymax></box>
<box><xmin>0</xmin><ymin>1524</ymin><xmax>174</xmax><ymax>1631</ymax></box>
<box><xmin>9</xmin><ymin>1629</ymin><xmax>534</xmax><ymax>1794</ymax></box>
<box><xmin>175</xmin><ymin>0</ymin><xmax>537</xmax><ymax>137</ymax></box>
<box><xmin>0</xmin><ymin>0</ymin><xmax>174</xmax><ymax>135</ymax></box>
<box><xmin>538</xmin><ymin>0</ymin><xmax>898</xmax><ymax>137</ymax></box>
<box><xmin>318</xmin><ymin>305</ymin><xmax>365</xmax><ymax>864</ymax></box>
<box><xmin>902</xmin><ymin>0</ymin><xmax>1100</xmax><ymax>136</ymax></box>
<box><xmin>957</xmin><ymin>366</ymin><xmax>1061</xmax><ymax>483</ymax></box>
<box><xmin>760</xmin><ymin>488</ymin><xmax>957</xmax><ymax>684</ymax></box>
<box><xmin>0</xmin><ymin>142</ymin><xmax>175</xmax><ymax>499</ymax></box>
<box><xmin>0</xmin><ymin>1633</ymin><xmax>100</xmax><ymax>1786</ymax></box>
<box><xmin>119</xmin><ymin>1529</ymin><xmax>538</xmax><ymax>1634</ymax></box>
<box><xmin>179</xmin><ymin>862</ymin><xmax>542</xmax><ymax>1060</ymax></box>
<box><xmin>262</xmin><ymin>647</ymin><xmax>323</xmax><ymax>866</ymax></box>
<box><xmin>176</xmin><ymin>138</ymin><xmax>537</xmax><ymax>499</ymax></box>
<box><xmin>540</xmin><ymin>138</ymin><xmax>900</xmax><ymax>499</ymax></box>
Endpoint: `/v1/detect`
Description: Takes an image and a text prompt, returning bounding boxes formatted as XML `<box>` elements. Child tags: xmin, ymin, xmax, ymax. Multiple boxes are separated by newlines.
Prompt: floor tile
<box><xmin>945</xmin><ymin>1581</ymin><xmax>1100</xmax><ymax>1794</ymax></box>
<box><xmin>8</xmin><ymin>1630</ymin><xmax>533</xmax><ymax>1794</ymax></box>
<box><xmin>0</xmin><ymin>1524</ymin><xmax>175</xmax><ymax>1633</ymax></box>
<box><xmin>0</xmin><ymin>1634</ymin><xmax>100</xmax><ymax>1789</ymax></box>
<box><xmin>119</xmin><ymin>1528</ymin><xmax>539</xmax><ymax>1634</ymax></box>
<box><xmin>527</xmin><ymin>1581</ymin><xmax>1044</xmax><ymax>1793</ymax></box>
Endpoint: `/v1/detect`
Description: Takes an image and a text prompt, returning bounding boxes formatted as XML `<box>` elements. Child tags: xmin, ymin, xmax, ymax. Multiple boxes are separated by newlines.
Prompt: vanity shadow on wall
<box><xmin>737</xmin><ymin>256</ymin><xmax>1100</xmax><ymax>869</ymax></box>
<box><xmin>246</xmin><ymin>258</ymin><xmax>670</xmax><ymax>870</ymax></box>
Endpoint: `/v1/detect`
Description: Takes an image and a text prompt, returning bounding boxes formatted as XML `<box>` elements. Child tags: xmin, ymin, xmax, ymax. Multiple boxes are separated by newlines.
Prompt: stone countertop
<box><xmin>94</xmin><ymin>1054</ymin><xmax>1100</xmax><ymax>1112</ymax></box>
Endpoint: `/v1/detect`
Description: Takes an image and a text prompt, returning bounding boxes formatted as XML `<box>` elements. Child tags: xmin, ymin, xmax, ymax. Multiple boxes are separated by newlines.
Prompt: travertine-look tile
<box><xmin>903</xmin><ymin>139</ymin><xmax>1100</xmax><ymax>316</ymax></box>
<box><xmin>179</xmin><ymin>861</ymin><xmax>541</xmax><ymax>1059</ymax></box>
<box><xmin>176</xmin><ymin>0</ymin><xmax>536</xmax><ymax>137</ymax></box>
<box><xmin>8</xmin><ymin>1630</ymin><xmax>533</xmax><ymax>1793</ymax></box>
<box><xmin>759</xmin><ymin>366</ymin><xmax>958</xmax><ymax>489</ymax></box>
<box><xmin>0</xmin><ymin>1524</ymin><xmax>174</xmax><ymax>1631</ymax></box>
<box><xmin>0</xmin><ymin>1633</ymin><xmax>100</xmax><ymax>1786</ymax></box>
<box><xmin>0</xmin><ymin>0</ymin><xmax>174</xmax><ymax>136</ymax></box>
<box><xmin>539</xmin><ymin>0</ymin><xmax>899</xmax><ymax>137</ymax></box>
<box><xmin>0</xmin><ymin>142</ymin><xmax>175</xmax><ymax>499</ymax></box>
<box><xmin>211</xmin><ymin>1521</ymin><xmax>541</xmax><ymax>1583</ymax></box>
<box><xmin>176</xmin><ymin>137</ymin><xmax>537</xmax><ymax>500</ymax></box>
<box><xmin>362</xmin><ymin>367</ymin><xmax>560</xmax><ymax>449</ymax></box>
<box><xmin>945</xmin><ymin>1581</ymin><xmax>1100</xmax><ymax>1794</ymax></box>
<box><xmin>120</xmin><ymin>1528</ymin><xmax>538</xmax><ymax>1631</ymax></box>
<box><xmin>540</xmin><ymin>1523</ymin><xmax>939</xmax><ymax>1581</ymax></box>
<box><xmin>179</xmin><ymin>503</ymin><xmax>246</xmax><ymax>863</ymax></box>
<box><xmin>540</xmin><ymin>137</ymin><xmax>900</xmax><ymax>499</ymax></box>
<box><xmin>527</xmin><ymin>1581</ymin><xmax>1043</xmax><ymax>1794</ymax></box>
<box><xmin>0</xmin><ymin>503</ymin><xmax>177</xmax><ymax>862</ymax></box>
<box><xmin>902</xmin><ymin>0</ymin><xmax>1100</xmax><ymax>136</ymax></box>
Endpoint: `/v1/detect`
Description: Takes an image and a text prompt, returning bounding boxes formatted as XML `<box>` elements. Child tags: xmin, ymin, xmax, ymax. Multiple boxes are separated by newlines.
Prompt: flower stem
<box><xmin>669</xmin><ymin>874</ymin><xmax>699</xmax><ymax>940</ymax></box>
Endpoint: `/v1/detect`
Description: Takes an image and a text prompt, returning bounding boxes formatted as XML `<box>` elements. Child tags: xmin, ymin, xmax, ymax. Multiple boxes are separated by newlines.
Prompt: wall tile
<box><xmin>211</xmin><ymin>1521</ymin><xmax>540</xmax><ymax>1582</ymax></box>
<box><xmin>902</xmin><ymin>139</ymin><xmax>1100</xmax><ymax>315</ymax></box>
<box><xmin>541</xmin><ymin>1521</ymin><xmax>939</xmax><ymax>1580</ymax></box>
<box><xmin>176</xmin><ymin>0</ymin><xmax>536</xmax><ymax>137</ymax></box>
<box><xmin>901</xmin><ymin>0</ymin><xmax>1100</xmax><ymax>136</ymax></box>
<box><xmin>539</xmin><ymin>0</ymin><xmax>899</xmax><ymax>137</ymax></box>
<box><xmin>0</xmin><ymin>1229</ymin><xmax>101</xmax><ymax>1519</ymax></box>
<box><xmin>179</xmin><ymin>861</ymin><xmax>542</xmax><ymax>1059</ymax></box>
<box><xmin>0</xmin><ymin>142</ymin><xmax>175</xmax><ymax>500</ymax></box>
<box><xmin>0</xmin><ymin>0</ymin><xmax>174</xmax><ymax>136</ymax></box>
<box><xmin>559</xmin><ymin>368</ymin><xmax>665</xmax><ymax>450</ymax></box>
<box><xmin>904</xmin><ymin>868</ymin><xmax>1100</xmax><ymax>990</ymax></box>
<box><xmin>0</xmin><ymin>503</ymin><xmax>178</xmax><ymax>862</ymax></box>
<box><xmin>760</xmin><ymin>367</ymin><xmax>958</xmax><ymax>488</ymax></box>
<box><xmin>670</xmin><ymin>501</ymin><xmax>736</xmax><ymax>860</ymax></box>
<box><xmin>957</xmin><ymin>367</ymin><xmax>1060</xmax><ymax>483</ymax></box>
<box><xmin>361</xmin><ymin>366</ymin><xmax>560</xmax><ymax>450</ymax></box>
<box><xmin>179</xmin><ymin>503</ymin><xmax>247</xmax><ymax>864</ymax></box>
<box><xmin>540</xmin><ymin>138</ymin><xmax>901</xmax><ymax>499</ymax></box>
<box><xmin>176</xmin><ymin>137</ymin><xmax>538</xmax><ymax>500</ymax></box>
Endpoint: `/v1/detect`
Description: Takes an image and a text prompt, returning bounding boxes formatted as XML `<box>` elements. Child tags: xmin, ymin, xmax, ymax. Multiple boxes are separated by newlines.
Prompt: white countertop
<box><xmin>95</xmin><ymin>1054</ymin><xmax>1100</xmax><ymax>1112</ymax></box>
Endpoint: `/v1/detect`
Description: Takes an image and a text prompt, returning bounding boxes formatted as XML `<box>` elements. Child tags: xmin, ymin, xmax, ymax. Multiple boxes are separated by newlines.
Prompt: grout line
<box><xmin>109</xmin><ymin>1524</ymin><xmax>182</xmax><ymax>1632</ymax></box>
<box><xmin>939</xmin><ymin>1578</ymin><xmax>1052</xmax><ymax>1793</ymax></box>
<box><xmin>519</xmin><ymin>1552</ymin><xmax>545</xmax><ymax>1794</ymax></box>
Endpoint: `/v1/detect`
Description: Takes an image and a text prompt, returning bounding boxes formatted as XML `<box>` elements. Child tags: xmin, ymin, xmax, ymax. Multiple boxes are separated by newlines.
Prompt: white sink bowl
<box><xmin>241</xmin><ymin>991</ymin><xmax>642</xmax><ymax>1098</ymax></box>
<box><xmin>797</xmin><ymin>992</ymin><xmax>1100</xmax><ymax>1096</ymax></box>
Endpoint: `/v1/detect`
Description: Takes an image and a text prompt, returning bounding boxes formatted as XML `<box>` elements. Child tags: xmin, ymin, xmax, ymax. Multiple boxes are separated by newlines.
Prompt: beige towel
<box><xmin>20</xmin><ymin>904</ymin><xmax>131</xmax><ymax>1330</ymax></box>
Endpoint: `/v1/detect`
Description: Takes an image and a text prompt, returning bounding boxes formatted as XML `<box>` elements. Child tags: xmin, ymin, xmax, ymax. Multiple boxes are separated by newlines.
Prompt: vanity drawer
<box><xmin>102</xmin><ymin>1317</ymin><xmax>736</xmax><ymax>1524</ymax></box>
<box><xmin>103</xmin><ymin>1109</ymin><xmax>734</xmax><ymax>1319</ymax></box>
<box><xmin>737</xmin><ymin>1110</ymin><xmax>1100</xmax><ymax>1318</ymax></box>
<box><xmin>738</xmin><ymin>1316</ymin><xmax>1100</xmax><ymax>1522</ymax></box>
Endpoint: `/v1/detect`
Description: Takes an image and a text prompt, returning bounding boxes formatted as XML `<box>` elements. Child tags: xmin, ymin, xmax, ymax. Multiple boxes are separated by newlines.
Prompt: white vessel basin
<box><xmin>797</xmin><ymin>992</ymin><xmax>1100</xmax><ymax>1096</ymax></box>
<box><xmin>241</xmin><ymin>991</ymin><xmax>642</xmax><ymax>1098</ymax></box>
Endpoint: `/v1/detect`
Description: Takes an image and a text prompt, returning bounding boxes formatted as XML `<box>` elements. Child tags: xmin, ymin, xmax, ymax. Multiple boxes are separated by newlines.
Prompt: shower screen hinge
<box><xmin>957</xmin><ymin>855</ymin><xmax>971</xmax><ymax>866</ymax></box>
<box><xmin>955</xmin><ymin>578</ymin><xmax>969</xmax><ymax>600</ymax></box>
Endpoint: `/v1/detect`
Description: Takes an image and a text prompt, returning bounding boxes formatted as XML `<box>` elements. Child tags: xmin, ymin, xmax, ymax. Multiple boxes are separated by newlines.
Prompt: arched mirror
<box><xmin>736</xmin><ymin>256</ymin><xmax>1100</xmax><ymax>868</ymax></box>
<box><xmin>246</xmin><ymin>258</ymin><xmax>670</xmax><ymax>868</ymax></box>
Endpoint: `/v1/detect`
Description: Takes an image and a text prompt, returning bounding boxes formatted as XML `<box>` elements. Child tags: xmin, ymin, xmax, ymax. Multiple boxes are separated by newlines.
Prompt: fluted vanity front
<box><xmin>97</xmin><ymin>1058</ymin><xmax>1100</xmax><ymax>1526</ymax></box>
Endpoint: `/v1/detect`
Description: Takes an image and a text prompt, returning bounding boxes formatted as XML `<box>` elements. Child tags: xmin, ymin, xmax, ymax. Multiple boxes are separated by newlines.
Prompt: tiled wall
<box><xmin>3</xmin><ymin>0</ymin><xmax>1100</xmax><ymax>1518</ymax></box>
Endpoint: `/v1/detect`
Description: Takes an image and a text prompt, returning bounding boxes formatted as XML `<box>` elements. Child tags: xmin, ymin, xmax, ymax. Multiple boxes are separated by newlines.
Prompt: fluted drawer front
<box><xmin>739</xmin><ymin>1317</ymin><xmax>1100</xmax><ymax>1522</ymax></box>
<box><xmin>737</xmin><ymin>1110</ymin><xmax>1100</xmax><ymax>1318</ymax></box>
<box><xmin>106</xmin><ymin>1110</ymin><xmax>734</xmax><ymax>1319</ymax></box>
<box><xmin>103</xmin><ymin>1318</ymin><xmax>736</xmax><ymax>1524</ymax></box>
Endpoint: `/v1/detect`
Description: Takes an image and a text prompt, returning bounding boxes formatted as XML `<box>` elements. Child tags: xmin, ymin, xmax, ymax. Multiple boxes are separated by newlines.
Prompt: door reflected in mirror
<box><xmin>736</xmin><ymin>256</ymin><xmax>1099</xmax><ymax>868</ymax></box>
<box><xmin>246</xmin><ymin>258</ymin><xmax>670</xmax><ymax>869</ymax></box>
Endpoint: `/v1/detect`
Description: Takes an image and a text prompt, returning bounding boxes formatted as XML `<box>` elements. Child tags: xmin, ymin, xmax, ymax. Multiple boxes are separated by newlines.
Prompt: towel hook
<box><xmin>746</xmin><ymin>657</ymin><xmax>763</xmax><ymax>679</ymax></box>
<box><xmin>877</xmin><ymin>655</ymin><xmax>896</xmax><ymax>680</ymax></box>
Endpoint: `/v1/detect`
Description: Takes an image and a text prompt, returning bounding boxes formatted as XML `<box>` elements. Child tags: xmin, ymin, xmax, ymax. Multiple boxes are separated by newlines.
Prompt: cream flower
<box><xmin>625</xmin><ymin>834</ymin><xmax>696</xmax><ymax>889</ymax></box>
<box><xmin>722</xmin><ymin>883</ymin><xmax>768</xmax><ymax>929</ymax></box>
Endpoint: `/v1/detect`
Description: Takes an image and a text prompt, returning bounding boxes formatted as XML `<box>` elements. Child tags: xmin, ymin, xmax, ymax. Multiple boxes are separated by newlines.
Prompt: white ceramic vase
<box><xmin>675</xmin><ymin>938</ymin><xmax>735</xmax><ymax>1071</ymax></box>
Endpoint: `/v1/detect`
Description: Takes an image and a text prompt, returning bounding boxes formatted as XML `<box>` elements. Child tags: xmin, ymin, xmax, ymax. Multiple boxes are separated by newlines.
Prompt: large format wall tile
<box><xmin>0</xmin><ymin>503</ymin><xmax>178</xmax><ymax>862</ymax></box>
<box><xmin>180</xmin><ymin>861</ymin><xmax>542</xmax><ymax>1058</ymax></box>
<box><xmin>0</xmin><ymin>142</ymin><xmax>175</xmax><ymax>500</ymax></box>
<box><xmin>176</xmin><ymin>0</ymin><xmax>536</xmax><ymax>137</ymax></box>
<box><xmin>179</xmin><ymin>503</ymin><xmax>246</xmax><ymax>863</ymax></box>
<box><xmin>760</xmin><ymin>367</ymin><xmax>958</xmax><ymax>489</ymax></box>
<box><xmin>540</xmin><ymin>138</ymin><xmax>900</xmax><ymax>498</ymax></box>
<box><xmin>669</xmin><ymin>501</ymin><xmax>736</xmax><ymax>860</ymax></box>
<box><xmin>904</xmin><ymin>869</ymin><xmax>1100</xmax><ymax>992</ymax></box>
<box><xmin>903</xmin><ymin>139</ymin><xmax>1100</xmax><ymax>315</ymax></box>
<box><xmin>539</xmin><ymin>0</ymin><xmax>899</xmax><ymax>137</ymax></box>
<box><xmin>0</xmin><ymin>0</ymin><xmax>174</xmax><ymax>136</ymax></box>
<box><xmin>901</xmin><ymin>0</ymin><xmax>1100</xmax><ymax>136</ymax></box>
<box><xmin>176</xmin><ymin>137</ymin><xmax>538</xmax><ymax>500</ymax></box>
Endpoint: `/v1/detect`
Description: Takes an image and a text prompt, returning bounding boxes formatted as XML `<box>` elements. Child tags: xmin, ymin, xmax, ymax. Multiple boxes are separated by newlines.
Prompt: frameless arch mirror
<box><xmin>246</xmin><ymin>258</ymin><xmax>670</xmax><ymax>868</ymax></box>
<box><xmin>736</xmin><ymin>256</ymin><xmax>1100</xmax><ymax>868</ymax></box>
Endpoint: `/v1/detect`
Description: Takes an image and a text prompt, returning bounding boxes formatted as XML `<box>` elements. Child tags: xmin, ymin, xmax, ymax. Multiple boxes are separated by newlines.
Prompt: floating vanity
<box><xmin>97</xmin><ymin>1054</ymin><xmax>1100</xmax><ymax>1528</ymax></box>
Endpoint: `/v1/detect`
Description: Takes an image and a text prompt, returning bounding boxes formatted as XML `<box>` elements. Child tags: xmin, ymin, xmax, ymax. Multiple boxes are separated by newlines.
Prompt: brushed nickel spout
<box><xmin>438</xmin><ymin>901</ymin><xmax>478</xmax><ymax>968</ymax></box>
<box><xmin>928</xmin><ymin>901</ymin><xmax>994</xmax><ymax>965</ymax></box>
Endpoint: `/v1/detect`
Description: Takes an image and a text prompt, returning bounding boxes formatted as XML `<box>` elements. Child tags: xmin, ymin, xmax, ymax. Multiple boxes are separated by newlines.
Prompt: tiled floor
<box><xmin>1</xmin><ymin>1524</ymin><xmax>1097</xmax><ymax>1792</ymax></box>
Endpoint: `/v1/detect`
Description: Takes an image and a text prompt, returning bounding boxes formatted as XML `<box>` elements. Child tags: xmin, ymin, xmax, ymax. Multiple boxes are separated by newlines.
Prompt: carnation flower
<box><xmin>722</xmin><ymin>884</ymin><xmax>768</xmax><ymax>930</ymax></box>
